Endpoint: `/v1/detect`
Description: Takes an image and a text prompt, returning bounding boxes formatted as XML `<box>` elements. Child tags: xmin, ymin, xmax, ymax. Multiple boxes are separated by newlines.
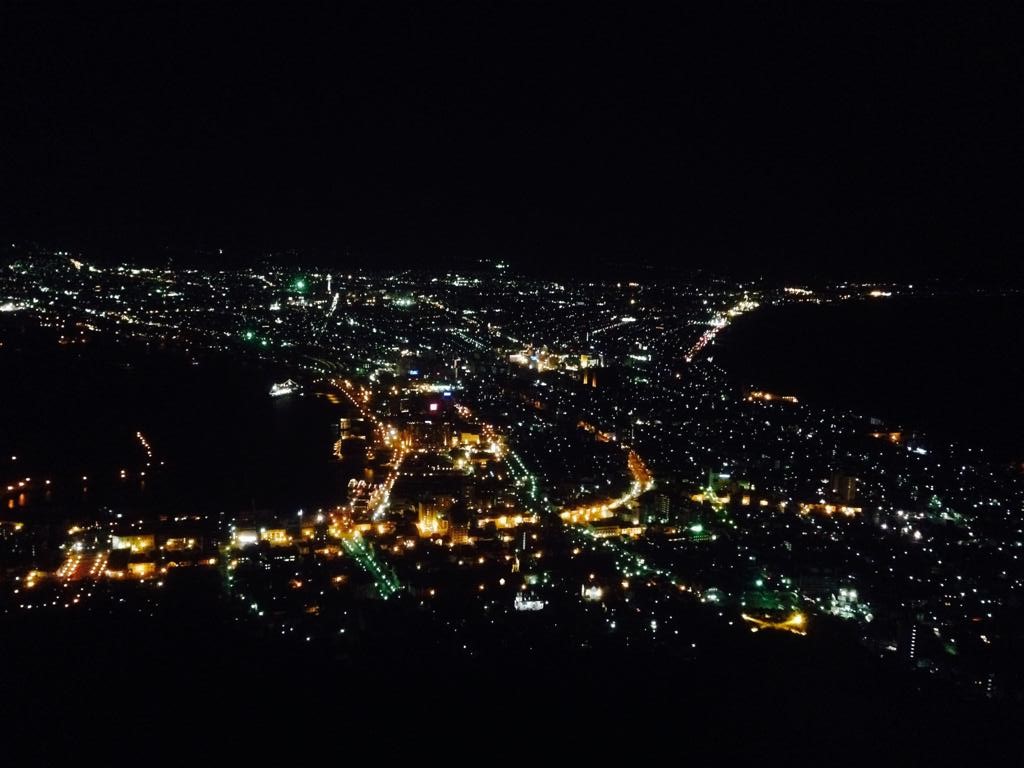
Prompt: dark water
<box><xmin>0</xmin><ymin>327</ymin><xmax>358</xmax><ymax>516</ymax></box>
<box><xmin>715</xmin><ymin>294</ymin><xmax>1024</xmax><ymax>460</ymax></box>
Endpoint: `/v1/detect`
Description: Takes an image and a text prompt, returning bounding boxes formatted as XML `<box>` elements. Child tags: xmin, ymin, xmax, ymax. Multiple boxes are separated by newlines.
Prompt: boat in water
<box><xmin>269</xmin><ymin>379</ymin><xmax>300</xmax><ymax>397</ymax></box>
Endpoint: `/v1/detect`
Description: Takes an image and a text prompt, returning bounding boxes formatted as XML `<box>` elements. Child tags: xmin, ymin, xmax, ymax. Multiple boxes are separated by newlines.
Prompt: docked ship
<box><xmin>269</xmin><ymin>379</ymin><xmax>300</xmax><ymax>397</ymax></box>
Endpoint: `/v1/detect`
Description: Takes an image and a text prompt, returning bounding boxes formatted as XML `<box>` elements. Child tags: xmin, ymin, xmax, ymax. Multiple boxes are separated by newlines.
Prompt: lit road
<box><xmin>340</xmin><ymin>532</ymin><xmax>401</xmax><ymax>599</ymax></box>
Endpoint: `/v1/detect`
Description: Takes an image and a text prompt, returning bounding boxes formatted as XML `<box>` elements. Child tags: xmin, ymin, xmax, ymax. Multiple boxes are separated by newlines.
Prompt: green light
<box><xmin>689</xmin><ymin>523</ymin><xmax>703</xmax><ymax>533</ymax></box>
<box><xmin>244</xmin><ymin>330</ymin><xmax>255</xmax><ymax>341</ymax></box>
<box><xmin>755</xmin><ymin>578</ymin><xmax>764</xmax><ymax>588</ymax></box>
<box><xmin>294</xmin><ymin>278</ymin><xmax>306</xmax><ymax>292</ymax></box>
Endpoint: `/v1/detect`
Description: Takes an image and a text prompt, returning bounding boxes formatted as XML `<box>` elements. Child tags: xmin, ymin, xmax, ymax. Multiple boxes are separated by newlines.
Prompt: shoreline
<box><xmin>712</xmin><ymin>293</ymin><xmax>1024</xmax><ymax>463</ymax></box>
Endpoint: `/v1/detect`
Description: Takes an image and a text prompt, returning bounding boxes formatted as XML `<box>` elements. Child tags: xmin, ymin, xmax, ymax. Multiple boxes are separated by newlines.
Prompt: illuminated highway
<box><xmin>339</xmin><ymin>532</ymin><xmax>401</xmax><ymax>599</ymax></box>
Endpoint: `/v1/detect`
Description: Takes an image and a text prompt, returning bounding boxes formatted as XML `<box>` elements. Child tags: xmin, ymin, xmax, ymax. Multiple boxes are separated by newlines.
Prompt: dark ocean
<box><xmin>714</xmin><ymin>294</ymin><xmax>1024</xmax><ymax>462</ymax></box>
<box><xmin>0</xmin><ymin>324</ymin><xmax>357</xmax><ymax>517</ymax></box>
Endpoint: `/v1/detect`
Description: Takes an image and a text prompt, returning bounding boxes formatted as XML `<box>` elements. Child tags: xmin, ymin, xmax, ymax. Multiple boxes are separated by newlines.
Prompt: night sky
<box><xmin>2</xmin><ymin>2</ymin><xmax>1021</xmax><ymax>279</ymax></box>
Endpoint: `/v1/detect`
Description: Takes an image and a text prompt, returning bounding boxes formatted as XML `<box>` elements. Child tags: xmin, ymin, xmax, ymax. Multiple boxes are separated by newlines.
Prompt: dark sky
<box><xmin>2</xmin><ymin>2</ymin><xmax>1022</xmax><ymax>279</ymax></box>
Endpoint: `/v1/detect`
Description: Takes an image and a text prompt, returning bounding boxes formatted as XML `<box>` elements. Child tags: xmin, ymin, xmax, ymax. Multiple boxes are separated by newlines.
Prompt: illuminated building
<box><xmin>232</xmin><ymin>528</ymin><xmax>260</xmax><ymax>548</ymax></box>
<box><xmin>745</xmin><ymin>390</ymin><xmax>798</xmax><ymax>404</ymax></box>
<box><xmin>586</xmin><ymin>518</ymin><xmax>644</xmax><ymax>538</ymax></box>
<box><xmin>262</xmin><ymin>528</ymin><xmax>293</xmax><ymax>546</ymax></box>
<box><xmin>448</xmin><ymin>501</ymin><xmax>472</xmax><ymax>545</ymax></box>
<box><xmin>164</xmin><ymin>537</ymin><xmax>198</xmax><ymax>551</ymax></box>
<box><xmin>797</xmin><ymin>502</ymin><xmax>861</xmax><ymax>517</ymax></box>
<box><xmin>128</xmin><ymin>561</ymin><xmax>156</xmax><ymax>579</ymax></box>
<box><xmin>111</xmin><ymin>534</ymin><xmax>155</xmax><ymax>554</ymax></box>
<box><xmin>582</xmin><ymin>584</ymin><xmax>604</xmax><ymax>601</ymax></box>
<box><xmin>514</xmin><ymin>593</ymin><xmax>545</xmax><ymax>611</ymax></box>
<box><xmin>476</xmin><ymin>512</ymin><xmax>536</xmax><ymax>529</ymax></box>
<box><xmin>416</xmin><ymin>497</ymin><xmax>455</xmax><ymax>537</ymax></box>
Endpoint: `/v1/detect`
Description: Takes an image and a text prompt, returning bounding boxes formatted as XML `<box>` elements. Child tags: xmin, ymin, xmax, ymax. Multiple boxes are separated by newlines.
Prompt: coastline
<box><xmin>712</xmin><ymin>293</ymin><xmax>1024</xmax><ymax>463</ymax></box>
